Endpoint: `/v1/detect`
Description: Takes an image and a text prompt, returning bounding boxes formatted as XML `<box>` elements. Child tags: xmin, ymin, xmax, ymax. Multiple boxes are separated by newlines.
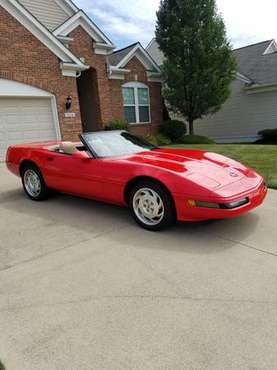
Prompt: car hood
<box><xmin>126</xmin><ymin>148</ymin><xmax>255</xmax><ymax>189</ymax></box>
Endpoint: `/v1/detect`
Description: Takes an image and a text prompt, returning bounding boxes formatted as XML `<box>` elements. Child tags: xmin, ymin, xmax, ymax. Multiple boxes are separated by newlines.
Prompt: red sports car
<box><xmin>6</xmin><ymin>131</ymin><xmax>267</xmax><ymax>231</ymax></box>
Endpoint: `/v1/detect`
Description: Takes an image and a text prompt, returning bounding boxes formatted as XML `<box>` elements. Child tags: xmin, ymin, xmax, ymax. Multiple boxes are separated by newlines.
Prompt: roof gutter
<box><xmin>61</xmin><ymin>62</ymin><xmax>89</xmax><ymax>77</ymax></box>
<box><xmin>245</xmin><ymin>82</ymin><xmax>277</xmax><ymax>94</ymax></box>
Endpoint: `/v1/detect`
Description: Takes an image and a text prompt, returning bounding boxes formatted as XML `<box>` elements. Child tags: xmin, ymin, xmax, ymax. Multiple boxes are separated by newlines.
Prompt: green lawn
<box><xmin>167</xmin><ymin>144</ymin><xmax>277</xmax><ymax>189</ymax></box>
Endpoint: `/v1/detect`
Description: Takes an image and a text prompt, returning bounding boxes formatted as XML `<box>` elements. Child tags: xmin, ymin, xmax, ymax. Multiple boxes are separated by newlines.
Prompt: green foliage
<box><xmin>105</xmin><ymin>119</ymin><xmax>129</xmax><ymax>131</ymax></box>
<box><xmin>145</xmin><ymin>133</ymin><xmax>172</xmax><ymax>146</ymax></box>
<box><xmin>0</xmin><ymin>360</ymin><xmax>5</xmax><ymax>370</ymax></box>
<box><xmin>156</xmin><ymin>133</ymin><xmax>172</xmax><ymax>145</ymax></box>
<box><xmin>156</xmin><ymin>0</ymin><xmax>237</xmax><ymax>134</ymax></box>
<box><xmin>159</xmin><ymin>120</ymin><xmax>187</xmax><ymax>142</ymax></box>
<box><xmin>166</xmin><ymin>144</ymin><xmax>277</xmax><ymax>189</ymax></box>
<box><xmin>257</xmin><ymin>128</ymin><xmax>277</xmax><ymax>144</ymax></box>
<box><xmin>178</xmin><ymin>135</ymin><xmax>215</xmax><ymax>144</ymax></box>
<box><xmin>258</xmin><ymin>128</ymin><xmax>277</xmax><ymax>138</ymax></box>
<box><xmin>144</xmin><ymin>134</ymin><xmax>159</xmax><ymax>146</ymax></box>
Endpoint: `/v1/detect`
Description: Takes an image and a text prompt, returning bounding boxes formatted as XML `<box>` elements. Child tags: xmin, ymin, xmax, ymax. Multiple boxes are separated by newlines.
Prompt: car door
<box><xmin>42</xmin><ymin>150</ymin><xmax>123</xmax><ymax>203</ymax></box>
<box><xmin>43</xmin><ymin>150</ymin><xmax>95</xmax><ymax>196</ymax></box>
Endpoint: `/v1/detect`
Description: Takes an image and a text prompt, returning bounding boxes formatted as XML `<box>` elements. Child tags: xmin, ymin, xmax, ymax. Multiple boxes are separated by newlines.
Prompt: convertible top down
<box><xmin>6</xmin><ymin>131</ymin><xmax>267</xmax><ymax>230</ymax></box>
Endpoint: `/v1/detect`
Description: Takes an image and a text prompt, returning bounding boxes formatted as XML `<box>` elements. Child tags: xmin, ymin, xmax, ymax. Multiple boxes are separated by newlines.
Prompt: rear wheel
<box><xmin>21</xmin><ymin>164</ymin><xmax>50</xmax><ymax>201</ymax></box>
<box><xmin>129</xmin><ymin>181</ymin><xmax>176</xmax><ymax>231</ymax></box>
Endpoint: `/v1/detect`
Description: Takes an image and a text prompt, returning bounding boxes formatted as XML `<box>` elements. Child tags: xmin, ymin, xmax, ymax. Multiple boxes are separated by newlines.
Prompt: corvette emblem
<box><xmin>229</xmin><ymin>171</ymin><xmax>239</xmax><ymax>177</ymax></box>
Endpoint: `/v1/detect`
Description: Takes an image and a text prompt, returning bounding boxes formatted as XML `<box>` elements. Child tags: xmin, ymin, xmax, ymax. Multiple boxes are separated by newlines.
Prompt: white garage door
<box><xmin>0</xmin><ymin>98</ymin><xmax>58</xmax><ymax>161</ymax></box>
<box><xmin>0</xmin><ymin>79</ymin><xmax>60</xmax><ymax>161</ymax></box>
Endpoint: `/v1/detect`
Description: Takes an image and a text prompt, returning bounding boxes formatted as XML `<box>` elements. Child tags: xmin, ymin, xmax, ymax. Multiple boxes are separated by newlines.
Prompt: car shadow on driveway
<box><xmin>0</xmin><ymin>187</ymin><xmax>261</xmax><ymax>254</ymax></box>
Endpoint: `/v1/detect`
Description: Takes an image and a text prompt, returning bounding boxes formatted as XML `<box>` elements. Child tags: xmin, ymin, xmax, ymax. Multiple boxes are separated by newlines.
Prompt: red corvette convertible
<box><xmin>6</xmin><ymin>131</ymin><xmax>267</xmax><ymax>230</ymax></box>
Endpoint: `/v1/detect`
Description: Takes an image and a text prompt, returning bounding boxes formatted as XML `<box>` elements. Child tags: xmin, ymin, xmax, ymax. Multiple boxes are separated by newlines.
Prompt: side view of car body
<box><xmin>6</xmin><ymin>131</ymin><xmax>267</xmax><ymax>231</ymax></box>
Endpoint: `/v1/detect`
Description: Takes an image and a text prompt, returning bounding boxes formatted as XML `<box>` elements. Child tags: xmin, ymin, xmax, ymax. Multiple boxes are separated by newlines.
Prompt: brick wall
<box><xmin>68</xmin><ymin>26</ymin><xmax>113</xmax><ymax>126</ymax></box>
<box><xmin>0</xmin><ymin>6</ymin><xmax>82</xmax><ymax>141</ymax></box>
<box><xmin>0</xmin><ymin>6</ymin><xmax>163</xmax><ymax>140</ymax></box>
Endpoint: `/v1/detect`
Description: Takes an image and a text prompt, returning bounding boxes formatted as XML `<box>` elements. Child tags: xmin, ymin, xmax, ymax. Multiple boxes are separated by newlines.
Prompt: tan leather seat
<box><xmin>59</xmin><ymin>142</ymin><xmax>77</xmax><ymax>155</ymax></box>
<box><xmin>48</xmin><ymin>144</ymin><xmax>60</xmax><ymax>152</ymax></box>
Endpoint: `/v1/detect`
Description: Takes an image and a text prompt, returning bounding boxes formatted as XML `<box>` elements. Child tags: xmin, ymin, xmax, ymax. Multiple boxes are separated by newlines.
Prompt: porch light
<box><xmin>66</xmin><ymin>96</ymin><xmax>72</xmax><ymax>110</ymax></box>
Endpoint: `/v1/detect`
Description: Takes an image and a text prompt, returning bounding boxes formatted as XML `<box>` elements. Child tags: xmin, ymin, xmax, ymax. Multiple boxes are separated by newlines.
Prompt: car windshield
<box><xmin>81</xmin><ymin>131</ymin><xmax>158</xmax><ymax>158</ymax></box>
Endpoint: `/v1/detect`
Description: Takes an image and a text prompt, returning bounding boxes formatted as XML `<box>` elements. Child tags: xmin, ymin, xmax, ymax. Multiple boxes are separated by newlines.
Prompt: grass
<box><xmin>167</xmin><ymin>144</ymin><xmax>277</xmax><ymax>189</ymax></box>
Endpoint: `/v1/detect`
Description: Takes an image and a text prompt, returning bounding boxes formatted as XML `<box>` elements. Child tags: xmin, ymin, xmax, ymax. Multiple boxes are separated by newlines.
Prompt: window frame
<box><xmin>122</xmin><ymin>82</ymin><xmax>151</xmax><ymax>124</ymax></box>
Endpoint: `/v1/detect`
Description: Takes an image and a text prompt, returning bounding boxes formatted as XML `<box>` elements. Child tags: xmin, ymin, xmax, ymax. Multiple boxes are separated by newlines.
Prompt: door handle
<box><xmin>47</xmin><ymin>157</ymin><xmax>54</xmax><ymax>161</ymax></box>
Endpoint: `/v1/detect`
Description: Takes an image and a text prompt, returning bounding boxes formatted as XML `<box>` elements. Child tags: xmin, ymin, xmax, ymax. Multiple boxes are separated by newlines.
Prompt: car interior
<box><xmin>48</xmin><ymin>142</ymin><xmax>87</xmax><ymax>155</ymax></box>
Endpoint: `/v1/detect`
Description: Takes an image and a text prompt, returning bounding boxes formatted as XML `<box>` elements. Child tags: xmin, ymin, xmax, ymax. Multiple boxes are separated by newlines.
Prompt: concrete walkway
<box><xmin>1</xmin><ymin>163</ymin><xmax>277</xmax><ymax>369</ymax></box>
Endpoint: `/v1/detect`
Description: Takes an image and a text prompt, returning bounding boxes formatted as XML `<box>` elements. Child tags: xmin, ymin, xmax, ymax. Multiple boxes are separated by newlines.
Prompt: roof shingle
<box><xmin>107</xmin><ymin>43</ymin><xmax>139</xmax><ymax>67</ymax></box>
<box><xmin>233</xmin><ymin>40</ymin><xmax>277</xmax><ymax>85</ymax></box>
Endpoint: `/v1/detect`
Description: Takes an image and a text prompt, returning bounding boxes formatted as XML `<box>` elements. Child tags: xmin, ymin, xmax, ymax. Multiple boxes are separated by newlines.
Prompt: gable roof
<box><xmin>1</xmin><ymin>0</ymin><xmax>88</xmax><ymax>72</ymax></box>
<box><xmin>147</xmin><ymin>38</ymin><xmax>277</xmax><ymax>86</ymax></box>
<box><xmin>107</xmin><ymin>43</ymin><xmax>138</xmax><ymax>66</ymax></box>
<box><xmin>233</xmin><ymin>40</ymin><xmax>277</xmax><ymax>85</ymax></box>
<box><xmin>17</xmin><ymin>0</ymin><xmax>75</xmax><ymax>30</ymax></box>
<box><xmin>108</xmin><ymin>42</ymin><xmax>160</xmax><ymax>72</ymax></box>
<box><xmin>146</xmin><ymin>38</ymin><xmax>165</xmax><ymax>66</ymax></box>
<box><xmin>53</xmin><ymin>9</ymin><xmax>114</xmax><ymax>50</ymax></box>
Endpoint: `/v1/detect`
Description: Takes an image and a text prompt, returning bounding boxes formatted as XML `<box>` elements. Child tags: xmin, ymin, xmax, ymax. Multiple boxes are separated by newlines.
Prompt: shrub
<box><xmin>257</xmin><ymin>128</ymin><xmax>277</xmax><ymax>144</ymax></box>
<box><xmin>159</xmin><ymin>120</ymin><xmax>187</xmax><ymax>142</ymax></box>
<box><xmin>179</xmin><ymin>135</ymin><xmax>215</xmax><ymax>144</ymax></box>
<box><xmin>105</xmin><ymin>119</ymin><xmax>129</xmax><ymax>131</ymax></box>
<box><xmin>144</xmin><ymin>134</ymin><xmax>159</xmax><ymax>146</ymax></box>
<box><xmin>156</xmin><ymin>134</ymin><xmax>172</xmax><ymax>146</ymax></box>
<box><xmin>258</xmin><ymin>128</ymin><xmax>277</xmax><ymax>139</ymax></box>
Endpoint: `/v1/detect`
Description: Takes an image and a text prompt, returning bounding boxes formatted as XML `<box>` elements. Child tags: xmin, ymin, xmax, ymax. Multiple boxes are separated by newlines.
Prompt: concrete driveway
<box><xmin>1</xmin><ymin>163</ymin><xmax>277</xmax><ymax>370</ymax></box>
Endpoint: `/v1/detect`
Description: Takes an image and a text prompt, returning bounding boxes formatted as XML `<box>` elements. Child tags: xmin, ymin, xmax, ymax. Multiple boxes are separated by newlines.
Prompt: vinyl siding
<box><xmin>146</xmin><ymin>40</ymin><xmax>164</xmax><ymax>66</ymax></box>
<box><xmin>18</xmin><ymin>0</ymin><xmax>72</xmax><ymax>30</ymax></box>
<box><xmin>195</xmin><ymin>79</ymin><xmax>277</xmax><ymax>143</ymax></box>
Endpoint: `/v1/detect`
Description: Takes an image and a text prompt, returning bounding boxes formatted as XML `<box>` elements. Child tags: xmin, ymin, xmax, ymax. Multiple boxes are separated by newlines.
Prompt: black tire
<box><xmin>129</xmin><ymin>180</ymin><xmax>176</xmax><ymax>231</ymax></box>
<box><xmin>21</xmin><ymin>163</ymin><xmax>50</xmax><ymax>201</ymax></box>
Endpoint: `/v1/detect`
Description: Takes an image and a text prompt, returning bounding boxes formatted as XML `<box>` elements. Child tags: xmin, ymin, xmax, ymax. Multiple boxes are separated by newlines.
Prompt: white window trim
<box><xmin>122</xmin><ymin>82</ymin><xmax>151</xmax><ymax>124</ymax></box>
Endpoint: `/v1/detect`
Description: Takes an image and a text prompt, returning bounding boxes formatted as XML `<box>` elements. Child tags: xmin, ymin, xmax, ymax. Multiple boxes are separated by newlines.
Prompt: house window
<box><xmin>122</xmin><ymin>82</ymin><xmax>150</xmax><ymax>124</ymax></box>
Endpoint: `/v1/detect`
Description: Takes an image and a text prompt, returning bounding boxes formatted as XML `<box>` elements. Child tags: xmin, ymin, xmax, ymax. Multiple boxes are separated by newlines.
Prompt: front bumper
<box><xmin>175</xmin><ymin>181</ymin><xmax>268</xmax><ymax>222</ymax></box>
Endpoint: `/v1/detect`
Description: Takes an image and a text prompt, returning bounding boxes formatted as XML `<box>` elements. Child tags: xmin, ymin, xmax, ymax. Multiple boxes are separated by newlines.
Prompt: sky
<box><xmin>74</xmin><ymin>0</ymin><xmax>277</xmax><ymax>50</ymax></box>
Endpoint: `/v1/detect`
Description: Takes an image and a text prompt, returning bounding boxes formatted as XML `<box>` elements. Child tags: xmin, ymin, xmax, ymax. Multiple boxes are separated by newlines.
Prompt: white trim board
<box><xmin>53</xmin><ymin>10</ymin><xmax>115</xmax><ymax>49</ymax></box>
<box><xmin>0</xmin><ymin>0</ymin><xmax>87</xmax><ymax>70</ymax></box>
<box><xmin>54</xmin><ymin>0</ymin><xmax>78</xmax><ymax>17</ymax></box>
<box><xmin>0</xmin><ymin>78</ymin><xmax>52</xmax><ymax>96</ymax></box>
<box><xmin>236</xmin><ymin>72</ymin><xmax>252</xmax><ymax>84</ymax></box>
<box><xmin>263</xmin><ymin>40</ymin><xmax>277</xmax><ymax>55</ymax></box>
<box><xmin>245</xmin><ymin>82</ymin><xmax>277</xmax><ymax>94</ymax></box>
<box><xmin>146</xmin><ymin>38</ymin><xmax>156</xmax><ymax>51</ymax></box>
<box><xmin>0</xmin><ymin>79</ymin><xmax>61</xmax><ymax>140</ymax></box>
<box><xmin>116</xmin><ymin>43</ymin><xmax>160</xmax><ymax>73</ymax></box>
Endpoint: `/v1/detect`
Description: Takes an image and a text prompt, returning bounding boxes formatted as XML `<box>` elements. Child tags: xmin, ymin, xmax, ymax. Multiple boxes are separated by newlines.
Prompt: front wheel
<box><xmin>22</xmin><ymin>164</ymin><xmax>50</xmax><ymax>201</ymax></box>
<box><xmin>129</xmin><ymin>181</ymin><xmax>176</xmax><ymax>231</ymax></box>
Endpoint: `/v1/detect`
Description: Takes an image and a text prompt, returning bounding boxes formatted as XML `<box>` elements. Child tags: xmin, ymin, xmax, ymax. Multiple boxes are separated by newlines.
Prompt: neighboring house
<box><xmin>0</xmin><ymin>0</ymin><xmax>162</xmax><ymax>160</ymax></box>
<box><xmin>147</xmin><ymin>38</ymin><xmax>277</xmax><ymax>143</ymax></box>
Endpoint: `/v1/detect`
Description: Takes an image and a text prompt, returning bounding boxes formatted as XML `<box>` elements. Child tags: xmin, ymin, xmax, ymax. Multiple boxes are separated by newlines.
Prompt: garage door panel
<box><xmin>0</xmin><ymin>98</ymin><xmax>58</xmax><ymax>161</ymax></box>
<box><xmin>6</xmin><ymin>129</ymin><xmax>56</xmax><ymax>140</ymax></box>
<box><xmin>6</xmin><ymin>123</ymin><xmax>53</xmax><ymax>133</ymax></box>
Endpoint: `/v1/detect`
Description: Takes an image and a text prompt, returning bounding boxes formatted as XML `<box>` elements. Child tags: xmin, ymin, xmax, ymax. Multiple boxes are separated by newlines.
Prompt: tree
<box><xmin>156</xmin><ymin>0</ymin><xmax>237</xmax><ymax>135</ymax></box>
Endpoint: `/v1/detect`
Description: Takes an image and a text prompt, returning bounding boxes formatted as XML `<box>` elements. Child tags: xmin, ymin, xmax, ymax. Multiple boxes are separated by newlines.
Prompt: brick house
<box><xmin>0</xmin><ymin>0</ymin><xmax>162</xmax><ymax>160</ymax></box>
